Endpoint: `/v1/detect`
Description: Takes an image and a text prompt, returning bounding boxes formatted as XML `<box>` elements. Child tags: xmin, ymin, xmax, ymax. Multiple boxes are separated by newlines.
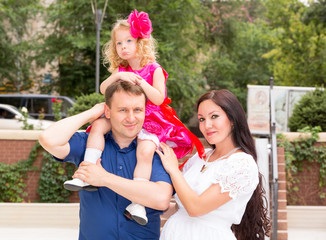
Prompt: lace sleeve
<box><xmin>210</xmin><ymin>153</ymin><xmax>259</xmax><ymax>200</ymax></box>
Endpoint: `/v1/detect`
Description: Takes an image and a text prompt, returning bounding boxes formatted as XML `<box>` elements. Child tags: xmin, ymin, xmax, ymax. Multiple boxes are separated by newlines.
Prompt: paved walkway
<box><xmin>288</xmin><ymin>228</ymin><xmax>326</xmax><ymax>240</ymax></box>
<box><xmin>287</xmin><ymin>206</ymin><xmax>326</xmax><ymax>240</ymax></box>
<box><xmin>0</xmin><ymin>227</ymin><xmax>78</xmax><ymax>240</ymax></box>
<box><xmin>1</xmin><ymin>227</ymin><xmax>326</xmax><ymax>240</ymax></box>
<box><xmin>1</xmin><ymin>203</ymin><xmax>326</xmax><ymax>240</ymax></box>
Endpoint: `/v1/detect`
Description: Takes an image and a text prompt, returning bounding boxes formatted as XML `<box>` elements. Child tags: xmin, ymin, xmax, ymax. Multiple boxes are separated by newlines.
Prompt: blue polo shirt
<box><xmin>56</xmin><ymin>131</ymin><xmax>173</xmax><ymax>240</ymax></box>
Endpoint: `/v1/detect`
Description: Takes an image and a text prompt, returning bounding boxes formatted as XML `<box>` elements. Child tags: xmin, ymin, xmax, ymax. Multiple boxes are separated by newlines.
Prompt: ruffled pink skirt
<box><xmin>142</xmin><ymin>104</ymin><xmax>192</xmax><ymax>159</ymax></box>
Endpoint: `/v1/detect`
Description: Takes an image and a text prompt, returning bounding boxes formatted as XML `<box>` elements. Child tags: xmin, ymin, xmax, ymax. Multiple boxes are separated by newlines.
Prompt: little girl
<box><xmin>64</xmin><ymin>9</ymin><xmax>205</xmax><ymax>225</ymax></box>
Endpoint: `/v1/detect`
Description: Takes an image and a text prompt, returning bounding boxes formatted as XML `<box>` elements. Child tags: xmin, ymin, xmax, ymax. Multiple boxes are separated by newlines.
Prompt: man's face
<box><xmin>105</xmin><ymin>90</ymin><xmax>146</xmax><ymax>147</ymax></box>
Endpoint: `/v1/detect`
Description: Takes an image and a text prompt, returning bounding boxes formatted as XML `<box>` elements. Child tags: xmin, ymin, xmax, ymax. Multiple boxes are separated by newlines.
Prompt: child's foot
<box><xmin>64</xmin><ymin>178</ymin><xmax>98</xmax><ymax>192</ymax></box>
<box><xmin>124</xmin><ymin>203</ymin><xmax>148</xmax><ymax>225</ymax></box>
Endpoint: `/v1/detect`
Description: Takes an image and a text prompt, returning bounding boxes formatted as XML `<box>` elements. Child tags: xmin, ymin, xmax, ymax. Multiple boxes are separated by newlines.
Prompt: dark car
<box><xmin>0</xmin><ymin>94</ymin><xmax>75</xmax><ymax>120</ymax></box>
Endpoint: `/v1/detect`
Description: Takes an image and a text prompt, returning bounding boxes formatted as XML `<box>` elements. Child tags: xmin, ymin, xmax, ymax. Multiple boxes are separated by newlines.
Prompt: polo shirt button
<box><xmin>120</xmin><ymin>223</ymin><xmax>123</xmax><ymax>227</ymax></box>
<box><xmin>119</xmin><ymin>166</ymin><xmax>122</xmax><ymax>170</ymax></box>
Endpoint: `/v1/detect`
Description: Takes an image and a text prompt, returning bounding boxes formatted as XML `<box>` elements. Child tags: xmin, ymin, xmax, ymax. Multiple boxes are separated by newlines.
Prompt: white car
<box><xmin>0</xmin><ymin>103</ymin><xmax>54</xmax><ymax>130</ymax></box>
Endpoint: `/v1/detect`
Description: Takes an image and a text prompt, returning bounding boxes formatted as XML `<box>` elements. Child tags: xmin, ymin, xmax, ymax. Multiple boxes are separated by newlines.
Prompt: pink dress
<box><xmin>119</xmin><ymin>62</ymin><xmax>194</xmax><ymax>159</ymax></box>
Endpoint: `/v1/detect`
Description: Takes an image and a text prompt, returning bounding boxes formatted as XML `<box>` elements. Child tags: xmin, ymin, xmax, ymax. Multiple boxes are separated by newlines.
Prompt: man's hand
<box><xmin>73</xmin><ymin>159</ymin><xmax>107</xmax><ymax>187</ymax></box>
<box><xmin>39</xmin><ymin>102</ymin><xmax>108</xmax><ymax>159</ymax></box>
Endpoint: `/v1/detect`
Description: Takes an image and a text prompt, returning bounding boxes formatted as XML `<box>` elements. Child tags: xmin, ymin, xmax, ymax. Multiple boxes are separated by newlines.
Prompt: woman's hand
<box><xmin>156</xmin><ymin>142</ymin><xmax>180</xmax><ymax>175</ymax></box>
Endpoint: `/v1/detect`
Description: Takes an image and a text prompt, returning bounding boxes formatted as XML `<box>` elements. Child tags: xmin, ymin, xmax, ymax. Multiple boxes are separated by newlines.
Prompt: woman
<box><xmin>156</xmin><ymin>90</ymin><xmax>270</xmax><ymax>240</ymax></box>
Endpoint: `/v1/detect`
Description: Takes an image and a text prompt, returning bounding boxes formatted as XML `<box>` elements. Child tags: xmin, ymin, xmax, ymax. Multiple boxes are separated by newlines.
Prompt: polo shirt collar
<box><xmin>105</xmin><ymin>131</ymin><xmax>137</xmax><ymax>153</ymax></box>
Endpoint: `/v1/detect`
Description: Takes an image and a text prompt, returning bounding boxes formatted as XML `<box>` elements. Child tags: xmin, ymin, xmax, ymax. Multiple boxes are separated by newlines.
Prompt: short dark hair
<box><xmin>105</xmin><ymin>81</ymin><xmax>147</xmax><ymax>107</ymax></box>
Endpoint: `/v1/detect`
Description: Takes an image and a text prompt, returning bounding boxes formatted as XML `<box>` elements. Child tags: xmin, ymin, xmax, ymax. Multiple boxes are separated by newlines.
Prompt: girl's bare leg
<box><xmin>83</xmin><ymin>118</ymin><xmax>111</xmax><ymax>163</ymax></box>
<box><xmin>134</xmin><ymin>140</ymin><xmax>156</xmax><ymax>180</ymax></box>
<box><xmin>124</xmin><ymin>140</ymin><xmax>157</xmax><ymax>226</ymax></box>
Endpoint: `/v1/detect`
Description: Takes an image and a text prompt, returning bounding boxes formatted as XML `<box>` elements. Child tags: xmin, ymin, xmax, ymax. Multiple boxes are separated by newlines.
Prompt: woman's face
<box><xmin>198</xmin><ymin>99</ymin><xmax>233</xmax><ymax>146</ymax></box>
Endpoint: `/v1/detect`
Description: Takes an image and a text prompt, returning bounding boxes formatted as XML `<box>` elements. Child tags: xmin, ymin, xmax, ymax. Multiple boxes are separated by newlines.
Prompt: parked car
<box><xmin>0</xmin><ymin>104</ymin><xmax>54</xmax><ymax>130</ymax></box>
<box><xmin>0</xmin><ymin>94</ymin><xmax>75</xmax><ymax>120</ymax></box>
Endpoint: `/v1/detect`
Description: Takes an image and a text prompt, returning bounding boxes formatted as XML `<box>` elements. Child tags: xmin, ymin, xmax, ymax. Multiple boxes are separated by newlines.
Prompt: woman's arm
<box><xmin>137</xmin><ymin>67</ymin><xmax>166</xmax><ymax>105</ymax></box>
<box><xmin>156</xmin><ymin>143</ymin><xmax>232</xmax><ymax>217</ymax></box>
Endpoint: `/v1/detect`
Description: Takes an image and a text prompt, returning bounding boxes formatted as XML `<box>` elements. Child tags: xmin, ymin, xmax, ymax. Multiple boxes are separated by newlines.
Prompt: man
<box><xmin>39</xmin><ymin>81</ymin><xmax>173</xmax><ymax>240</ymax></box>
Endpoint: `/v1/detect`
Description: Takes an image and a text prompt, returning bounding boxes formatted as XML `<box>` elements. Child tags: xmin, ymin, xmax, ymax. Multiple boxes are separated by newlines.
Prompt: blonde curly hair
<box><xmin>102</xmin><ymin>19</ymin><xmax>157</xmax><ymax>73</ymax></box>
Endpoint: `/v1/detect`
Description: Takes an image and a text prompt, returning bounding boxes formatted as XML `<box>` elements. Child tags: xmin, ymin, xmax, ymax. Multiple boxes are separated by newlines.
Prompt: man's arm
<box><xmin>39</xmin><ymin>103</ymin><xmax>106</xmax><ymax>159</ymax></box>
<box><xmin>73</xmin><ymin>160</ymin><xmax>173</xmax><ymax>211</ymax></box>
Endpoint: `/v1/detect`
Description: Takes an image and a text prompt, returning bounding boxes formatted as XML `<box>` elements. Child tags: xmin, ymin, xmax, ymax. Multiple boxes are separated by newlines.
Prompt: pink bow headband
<box><xmin>127</xmin><ymin>9</ymin><xmax>153</xmax><ymax>39</ymax></box>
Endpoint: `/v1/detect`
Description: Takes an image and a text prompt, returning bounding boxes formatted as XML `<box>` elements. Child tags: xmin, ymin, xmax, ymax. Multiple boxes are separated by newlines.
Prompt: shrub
<box><xmin>288</xmin><ymin>89</ymin><xmax>326</xmax><ymax>131</ymax></box>
<box><xmin>0</xmin><ymin>142</ymin><xmax>39</xmax><ymax>202</ymax></box>
<box><xmin>68</xmin><ymin>93</ymin><xmax>105</xmax><ymax>129</ymax></box>
<box><xmin>278</xmin><ymin>126</ymin><xmax>326</xmax><ymax>204</ymax></box>
<box><xmin>38</xmin><ymin>151</ymin><xmax>76</xmax><ymax>203</ymax></box>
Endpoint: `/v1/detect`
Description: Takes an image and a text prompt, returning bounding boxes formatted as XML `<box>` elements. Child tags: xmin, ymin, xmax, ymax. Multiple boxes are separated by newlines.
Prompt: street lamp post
<box><xmin>91</xmin><ymin>0</ymin><xmax>108</xmax><ymax>94</ymax></box>
<box><xmin>95</xmin><ymin>9</ymin><xmax>102</xmax><ymax>94</ymax></box>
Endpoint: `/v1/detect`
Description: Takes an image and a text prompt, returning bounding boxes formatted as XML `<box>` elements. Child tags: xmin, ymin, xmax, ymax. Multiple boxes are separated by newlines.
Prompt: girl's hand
<box><xmin>156</xmin><ymin>142</ymin><xmax>180</xmax><ymax>175</ymax></box>
<box><xmin>119</xmin><ymin>72</ymin><xmax>143</xmax><ymax>85</ymax></box>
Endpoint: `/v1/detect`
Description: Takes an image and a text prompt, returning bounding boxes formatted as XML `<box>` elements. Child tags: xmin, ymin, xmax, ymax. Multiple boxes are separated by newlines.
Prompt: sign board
<box><xmin>247</xmin><ymin>85</ymin><xmax>316</xmax><ymax>135</ymax></box>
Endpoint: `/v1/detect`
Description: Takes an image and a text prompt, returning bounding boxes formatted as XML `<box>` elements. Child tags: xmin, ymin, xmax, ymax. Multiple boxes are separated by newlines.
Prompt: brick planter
<box><xmin>0</xmin><ymin>130</ymin><xmax>79</xmax><ymax>203</ymax></box>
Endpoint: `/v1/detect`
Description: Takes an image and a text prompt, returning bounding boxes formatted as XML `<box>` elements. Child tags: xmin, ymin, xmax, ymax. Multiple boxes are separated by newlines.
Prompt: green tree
<box><xmin>263</xmin><ymin>0</ymin><xmax>326</xmax><ymax>87</ymax></box>
<box><xmin>0</xmin><ymin>0</ymin><xmax>40</xmax><ymax>92</ymax></box>
<box><xmin>302</xmin><ymin>0</ymin><xmax>326</xmax><ymax>27</ymax></box>
<box><xmin>34</xmin><ymin>0</ymin><xmax>109</xmax><ymax>97</ymax></box>
<box><xmin>36</xmin><ymin>0</ymin><xmax>207</xmax><ymax>122</ymax></box>
<box><xmin>143</xmin><ymin>0</ymin><xmax>208</xmax><ymax>121</ymax></box>
<box><xmin>288</xmin><ymin>89</ymin><xmax>326</xmax><ymax>131</ymax></box>
<box><xmin>201</xmin><ymin>1</ymin><xmax>273</xmax><ymax>108</ymax></box>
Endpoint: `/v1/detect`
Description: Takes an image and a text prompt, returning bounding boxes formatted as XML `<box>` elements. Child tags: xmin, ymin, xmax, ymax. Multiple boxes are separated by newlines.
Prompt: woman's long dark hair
<box><xmin>197</xmin><ymin>90</ymin><xmax>270</xmax><ymax>239</ymax></box>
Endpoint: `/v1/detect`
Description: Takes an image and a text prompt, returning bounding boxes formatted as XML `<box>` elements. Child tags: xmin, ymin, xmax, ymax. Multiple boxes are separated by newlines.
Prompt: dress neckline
<box><xmin>128</xmin><ymin>62</ymin><xmax>153</xmax><ymax>72</ymax></box>
<box><xmin>200</xmin><ymin>148</ymin><xmax>241</xmax><ymax>173</ymax></box>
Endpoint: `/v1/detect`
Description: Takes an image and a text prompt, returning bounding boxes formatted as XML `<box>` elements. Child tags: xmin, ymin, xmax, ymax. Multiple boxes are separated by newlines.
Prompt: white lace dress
<box><xmin>160</xmin><ymin>149</ymin><xmax>259</xmax><ymax>240</ymax></box>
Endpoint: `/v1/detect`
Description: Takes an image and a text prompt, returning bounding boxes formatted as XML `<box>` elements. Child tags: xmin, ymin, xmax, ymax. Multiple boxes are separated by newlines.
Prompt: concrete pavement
<box><xmin>1</xmin><ymin>203</ymin><xmax>326</xmax><ymax>240</ymax></box>
<box><xmin>0</xmin><ymin>227</ymin><xmax>78</xmax><ymax>240</ymax></box>
<box><xmin>1</xmin><ymin>225</ymin><xmax>326</xmax><ymax>240</ymax></box>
